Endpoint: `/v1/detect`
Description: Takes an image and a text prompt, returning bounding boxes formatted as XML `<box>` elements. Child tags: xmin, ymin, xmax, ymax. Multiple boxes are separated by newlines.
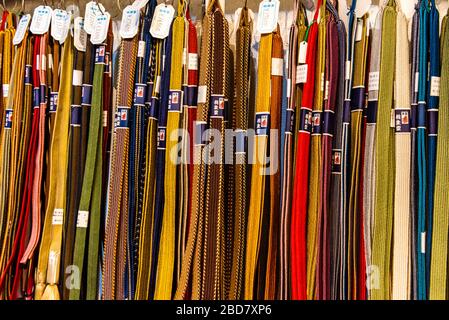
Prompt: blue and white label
<box><xmin>157</xmin><ymin>127</ymin><xmax>166</xmax><ymax>149</ymax></box>
<box><xmin>255</xmin><ymin>112</ymin><xmax>270</xmax><ymax>136</ymax></box>
<box><xmin>285</xmin><ymin>108</ymin><xmax>295</xmax><ymax>134</ymax></box>
<box><xmin>332</xmin><ymin>150</ymin><xmax>342</xmax><ymax>174</ymax></box>
<box><xmin>210</xmin><ymin>95</ymin><xmax>226</xmax><ymax>118</ymax></box>
<box><xmin>115</xmin><ymin>107</ymin><xmax>130</xmax><ymax>128</ymax></box>
<box><xmin>4</xmin><ymin>109</ymin><xmax>13</xmax><ymax>129</ymax></box>
<box><xmin>95</xmin><ymin>45</ymin><xmax>106</xmax><ymax>64</ymax></box>
<box><xmin>134</xmin><ymin>83</ymin><xmax>147</xmax><ymax>106</ymax></box>
<box><xmin>311</xmin><ymin>111</ymin><xmax>322</xmax><ymax>135</ymax></box>
<box><xmin>25</xmin><ymin>65</ymin><xmax>32</xmax><ymax>85</ymax></box>
<box><xmin>394</xmin><ymin>109</ymin><xmax>411</xmax><ymax>133</ymax></box>
<box><xmin>49</xmin><ymin>92</ymin><xmax>58</xmax><ymax>113</ymax></box>
<box><xmin>299</xmin><ymin>109</ymin><xmax>312</xmax><ymax>133</ymax></box>
<box><xmin>168</xmin><ymin>90</ymin><xmax>183</xmax><ymax>112</ymax></box>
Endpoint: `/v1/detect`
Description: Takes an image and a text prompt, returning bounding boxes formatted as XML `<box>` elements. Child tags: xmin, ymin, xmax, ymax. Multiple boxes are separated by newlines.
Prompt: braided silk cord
<box><xmin>244</xmin><ymin>29</ymin><xmax>272</xmax><ymax>301</ymax></box>
<box><xmin>155</xmin><ymin>1</ymin><xmax>186</xmax><ymax>300</ymax></box>
<box><xmin>264</xmin><ymin>26</ymin><xmax>283</xmax><ymax>300</ymax></box>
<box><xmin>279</xmin><ymin>2</ymin><xmax>302</xmax><ymax>301</ymax></box>
<box><xmin>348</xmin><ymin>14</ymin><xmax>368</xmax><ymax>300</ymax></box>
<box><xmin>363</xmin><ymin>7</ymin><xmax>383</xmax><ymax>301</ymax></box>
<box><xmin>371</xmin><ymin>0</ymin><xmax>396</xmax><ymax>300</ymax></box>
<box><xmin>410</xmin><ymin>5</ymin><xmax>420</xmax><ymax>299</ymax></box>
<box><xmin>103</xmin><ymin>34</ymin><xmax>138</xmax><ymax>300</ymax></box>
<box><xmin>62</xmin><ymin>41</ymin><xmax>85</xmax><ymax>301</ymax></box>
<box><xmin>392</xmin><ymin>9</ymin><xmax>411</xmax><ymax>300</ymax></box>
<box><xmin>0</xmin><ymin>27</ymin><xmax>27</xmax><ymax>298</ymax></box>
<box><xmin>229</xmin><ymin>4</ymin><xmax>251</xmax><ymax>300</ymax></box>
<box><xmin>429</xmin><ymin>9</ymin><xmax>449</xmax><ymax>300</ymax></box>
<box><xmin>306</xmin><ymin>0</ymin><xmax>326</xmax><ymax>300</ymax></box>
<box><xmin>416</xmin><ymin>0</ymin><xmax>429</xmax><ymax>300</ymax></box>
<box><xmin>425</xmin><ymin>0</ymin><xmax>440</xmax><ymax>293</ymax></box>
<box><xmin>317</xmin><ymin>0</ymin><xmax>339</xmax><ymax>300</ymax></box>
<box><xmin>291</xmin><ymin>0</ymin><xmax>322</xmax><ymax>300</ymax></box>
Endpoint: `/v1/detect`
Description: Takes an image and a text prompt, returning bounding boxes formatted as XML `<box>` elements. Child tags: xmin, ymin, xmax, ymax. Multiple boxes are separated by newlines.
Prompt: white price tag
<box><xmin>188</xmin><ymin>53</ymin><xmax>198</xmax><ymax>71</ymax></box>
<box><xmin>52</xmin><ymin>208</ymin><xmax>64</xmax><ymax>225</ymax></box>
<box><xmin>13</xmin><ymin>14</ymin><xmax>31</xmax><ymax>45</ymax></box>
<box><xmin>76</xmin><ymin>211</ymin><xmax>90</xmax><ymax>228</ymax></box>
<box><xmin>132</xmin><ymin>0</ymin><xmax>150</xmax><ymax>10</ymax></box>
<box><xmin>72</xmin><ymin>70</ymin><xmax>83</xmax><ymax>86</ymax></box>
<box><xmin>421</xmin><ymin>232</ymin><xmax>426</xmax><ymax>254</ymax></box>
<box><xmin>30</xmin><ymin>6</ymin><xmax>53</xmax><ymax>35</ymax></box>
<box><xmin>257</xmin><ymin>0</ymin><xmax>280</xmax><ymax>34</ymax></box>
<box><xmin>84</xmin><ymin>1</ymin><xmax>106</xmax><ymax>35</ymax></box>
<box><xmin>298</xmin><ymin>41</ymin><xmax>307</xmax><ymax>64</ymax></box>
<box><xmin>3</xmin><ymin>84</ymin><xmax>9</xmax><ymax>98</ymax></box>
<box><xmin>198</xmin><ymin>85</ymin><xmax>208</xmax><ymax>104</ymax></box>
<box><xmin>345</xmin><ymin>61</ymin><xmax>351</xmax><ymax>80</ymax></box>
<box><xmin>138</xmin><ymin>41</ymin><xmax>146</xmax><ymax>58</ymax></box>
<box><xmin>355</xmin><ymin>19</ymin><xmax>364</xmax><ymax>42</ymax></box>
<box><xmin>368</xmin><ymin>71</ymin><xmax>379</xmax><ymax>92</ymax></box>
<box><xmin>91</xmin><ymin>13</ymin><xmax>111</xmax><ymax>45</ymax></box>
<box><xmin>430</xmin><ymin>76</ymin><xmax>441</xmax><ymax>97</ymax></box>
<box><xmin>120</xmin><ymin>5</ymin><xmax>140</xmax><ymax>39</ymax></box>
<box><xmin>271</xmin><ymin>58</ymin><xmax>283</xmax><ymax>77</ymax></box>
<box><xmin>155</xmin><ymin>76</ymin><xmax>161</xmax><ymax>93</ymax></box>
<box><xmin>74</xmin><ymin>17</ymin><xmax>87</xmax><ymax>52</ymax></box>
<box><xmin>414</xmin><ymin>72</ymin><xmax>419</xmax><ymax>93</ymax></box>
<box><xmin>51</xmin><ymin>9</ymin><xmax>71</xmax><ymax>43</ymax></box>
<box><xmin>296</xmin><ymin>64</ymin><xmax>308</xmax><ymax>84</ymax></box>
<box><xmin>150</xmin><ymin>4</ymin><xmax>175</xmax><ymax>39</ymax></box>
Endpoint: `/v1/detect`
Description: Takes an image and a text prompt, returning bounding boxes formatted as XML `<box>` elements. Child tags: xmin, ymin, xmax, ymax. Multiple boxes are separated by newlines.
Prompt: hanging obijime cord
<box><xmin>291</xmin><ymin>0</ymin><xmax>321</xmax><ymax>300</ymax></box>
<box><xmin>429</xmin><ymin>9</ymin><xmax>449</xmax><ymax>300</ymax></box>
<box><xmin>279</xmin><ymin>1</ymin><xmax>303</xmax><ymax>301</ymax></box>
<box><xmin>202</xmin><ymin>1</ymin><xmax>230</xmax><ymax>300</ymax></box>
<box><xmin>244</xmin><ymin>24</ymin><xmax>273</xmax><ymax>301</ymax></box>
<box><xmin>155</xmin><ymin>0</ymin><xmax>186</xmax><ymax>300</ymax></box>
<box><xmin>371</xmin><ymin>0</ymin><xmax>396</xmax><ymax>300</ymax></box>
<box><xmin>416</xmin><ymin>0</ymin><xmax>429</xmax><ymax>300</ymax></box>
<box><xmin>363</xmin><ymin>7</ymin><xmax>383</xmax><ymax>300</ymax></box>
<box><xmin>35</xmin><ymin>34</ymin><xmax>73</xmax><ymax>300</ymax></box>
<box><xmin>70</xmin><ymin>41</ymin><xmax>105</xmax><ymax>301</ymax></box>
<box><xmin>229</xmin><ymin>4</ymin><xmax>251</xmax><ymax>300</ymax></box>
<box><xmin>317</xmin><ymin>0</ymin><xmax>340</xmax><ymax>300</ymax></box>
<box><xmin>306</xmin><ymin>0</ymin><xmax>326</xmax><ymax>300</ymax></box>
<box><xmin>425</xmin><ymin>0</ymin><xmax>439</xmax><ymax>293</ymax></box>
<box><xmin>62</xmin><ymin>37</ymin><xmax>85</xmax><ymax>301</ymax></box>
<box><xmin>347</xmin><ymin>13</ymin><xmax>368</xmax><ymax>300</ymax></box>
<box><xmin>127</xmin><ymin>3</ymin><xmax>154</xmax><ymax>299</ymax></box>
<box><xmin>392</xmin><ymin>9</ymin><xmax>411</xmax><ymax>300</ymax></box>
<box><xmin>103</xmin><ymin>26</ymin><xmax>138</xmax><ymax>301</ymax></box>
<box><xmin>0</xmin><ymin>26</ymin><xmax>27</xmax><ymax>299</ymax></box>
